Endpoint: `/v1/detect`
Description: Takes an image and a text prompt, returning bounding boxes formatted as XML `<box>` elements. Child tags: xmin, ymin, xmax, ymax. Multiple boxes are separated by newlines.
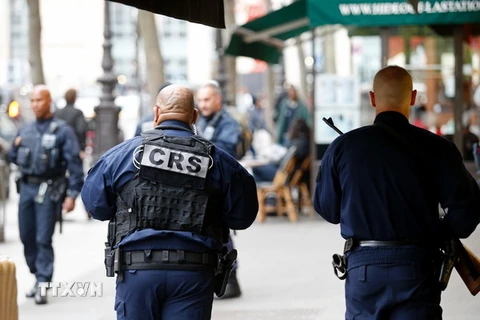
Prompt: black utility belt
<box><xmin>23</xmin><ymin>175</ymin><xmax>61</xmax><ymax>184</ymax></box>
<box><xmin>344</xmin><ymin>238</ymin><xmax>421</xmax><ymax>254</ymax></box>
<box><xmin>122</xmin><ymin>249</ymin><xmax>219</xmax><ymax>270</ymax></box>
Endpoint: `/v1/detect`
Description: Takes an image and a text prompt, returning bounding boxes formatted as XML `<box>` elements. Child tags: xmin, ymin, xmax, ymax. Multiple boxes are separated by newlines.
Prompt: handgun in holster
<box><xmin>104</xmin><ymin>243</ymin><xmax>115</xmax><ymax>277</ymax></box>
<box><xmin>15</xmin><ymin>173</ymin><xmax>22</xmax><ymax>194</ymax></box>
<box><xmin>214</xmin><ymin>249</ymin><xmax>238</xmax><ymax>298</ymax></box>
<box><xmin>332</xmin><ymin>253</ymin><xmax>347</xmax><ymax>280</ymax></box>
<box><xmin>332</xmin><ymin>238</ymin><xmax>352</xmax><ymax>280</ymax></box>
<box><xmin>437</xmin><ymin>238</ymin><xmax>458</xmax><ymax>291</ymax></box>
<box><xmin>104</xmin><ymin>219</ymin><xmax>118</xmax><ymax>278</ymax></box>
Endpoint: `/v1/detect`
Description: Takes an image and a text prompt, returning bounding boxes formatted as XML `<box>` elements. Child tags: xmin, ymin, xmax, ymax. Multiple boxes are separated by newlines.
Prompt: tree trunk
<box><xmin>224</xmin><ymin>0</ymin><xmax>236</xmax><ymax>106</ymax></box>
<box><xmin>296</xmin><ymin>37</ymin><xmax>308</xmax><ymax>100</ymax></box>
<box><xmin>324</xmin><ymin>26</ymin><xmax>336</xmax><ymax>74</ymax></box>
<box><xmin>26</xmin><ymin>0</ymin><xmax>45</xmax><ymax>85</ymax></box>
<box><xmin>138</xmin><ymin>10</ymin><xmax>164</xmax><ymax>105</ymax></box>
<box><xmin>264</xmin><ymin>0</ymin><xmax>275</xmax><ymax>132</ymax></box>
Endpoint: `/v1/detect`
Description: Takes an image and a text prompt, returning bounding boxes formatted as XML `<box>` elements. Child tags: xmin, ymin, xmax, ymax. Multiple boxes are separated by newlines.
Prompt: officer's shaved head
<box><xmin>153</xmin><ymin>85</ymin><xmax>198</xmax><ymax>126</ymax></box>
<box><xmin>369</xmin><ymin>66</ymin><xmax>417</xmax><ymax>118</ymax></box>
<box><xmin>31</xmin><ymin>85</ymin><xmax>52</xmax><ymax>120</ymax></box>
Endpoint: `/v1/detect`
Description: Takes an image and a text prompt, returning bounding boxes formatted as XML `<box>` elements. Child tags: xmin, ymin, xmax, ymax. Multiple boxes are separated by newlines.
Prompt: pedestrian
<box><xmin>81</xmin><ymin>85</ymin><xmax>258</xmax><ymax>319</ymax></box>
<box><xmin>196</xmin><ymin>81</ymin><xmax>241</xmax><ymax>158</ymax></box>
<box><xmin>252</xmin><ymin>118</ymin><xmax>310</xmax><ymax>183</ymax></box>
<box><xmin>7</xmin><ymin>85</ymin><xmax>84</xmax><ymax>305</ymax></box>
<box><xmin>134</xmin><ymin>82</ymin><xmax>172</xmax><ymax>137</ymax></box>
<box><xmin>196</xmin><ymin>81</ymin><xmax>244</xmax><ymax>298</ymax></box>
<box><xmin>314</xmin><ymin>65</ymin><xmax>480</xmax><ymax>319</ymax></box>
<box><xmin>247</xmin><ymin>95</ymin><xmax>268</xmax><ymax>134</ymax></box>
<box><xmin>275</xmin><ymin>85</ymin><xmax>311</xmax><ymax>146</ymax></box>
<box><xmin>54</xmin><ymin>88</ymin><xmax>88</xmax><ymax>159</ymax></box>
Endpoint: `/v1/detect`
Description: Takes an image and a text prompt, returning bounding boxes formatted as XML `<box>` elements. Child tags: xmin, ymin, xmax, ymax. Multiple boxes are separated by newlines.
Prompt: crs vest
<box><xmin>16</xmin><ymin>119</ymin><xmax>65</xmax><ymax>177</ymax></box>
<box><xmin>112</xmin><ymin>127</ymin><xmax>226</xmax><ymax>246</ymax></box>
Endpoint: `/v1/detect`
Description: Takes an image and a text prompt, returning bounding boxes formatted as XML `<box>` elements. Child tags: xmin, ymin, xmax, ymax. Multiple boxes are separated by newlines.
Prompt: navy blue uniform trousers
<box><xmin>115</xmin><ymin>269</ymin><xmax>215</xmax><ymax>320</ymax></box>
<box><xmin>18</xmin><ymin>182</ymin><xmax>61</xmax><ymax>283</ymax></box>
<box><xmin>345</xmin><ymin>246</ymin><xmax>442</xmax><ymax>320</ymax></box>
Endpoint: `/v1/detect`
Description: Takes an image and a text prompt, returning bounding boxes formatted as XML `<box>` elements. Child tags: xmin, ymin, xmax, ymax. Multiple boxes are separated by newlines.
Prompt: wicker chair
<box><xmin>256</xmin><ymin>147</ymin><xmax>299</xmax><ymax>222</ymax></box>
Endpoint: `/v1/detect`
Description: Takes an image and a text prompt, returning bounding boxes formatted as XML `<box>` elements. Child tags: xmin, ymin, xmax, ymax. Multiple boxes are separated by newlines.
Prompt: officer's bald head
<box><xmin>31</xmin><ymin>85</ymin><xmax>52</xmax><ymax>120</ymax></box>
<box><xmin>369</xmin><ymin>66</ymin><xmax>417</xmax><ymax>118</ymax></box>
<box><xmin>153</xmin><ymin>85</ymin><xmax>198</xmax><ymax>126</ymax></box>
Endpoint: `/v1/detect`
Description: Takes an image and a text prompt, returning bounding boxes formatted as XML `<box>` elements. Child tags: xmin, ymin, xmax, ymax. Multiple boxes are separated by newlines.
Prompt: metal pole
<box><xmin>453</xmin><ymin>25</ymin><xmax>464</xmax><ymax>157</ymax></box>
<box><xmin>93</xmin><ymin>1</ymin><xmax>120</xmax><ymax>162</ymax></box>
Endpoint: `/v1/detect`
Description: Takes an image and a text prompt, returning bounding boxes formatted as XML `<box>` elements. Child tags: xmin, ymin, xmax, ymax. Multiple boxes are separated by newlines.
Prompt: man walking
<box><xmin>8</xmin><ymin>85</ymin><xmax>84</xmax><ymax>305</ymax></box>
<box><xmin>314</xmin><ymin>66</ymin><xmax>480</xmax><ymax>319</ymax></box>
<box><xmin>81</xmin><ymin>85</ymin><xmax>258</xmax><ymax>319</ymax></box>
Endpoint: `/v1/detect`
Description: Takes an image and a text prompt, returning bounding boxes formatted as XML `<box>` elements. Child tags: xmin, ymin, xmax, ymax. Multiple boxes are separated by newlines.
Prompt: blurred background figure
<box><xmin>134</xmin><ymin>82</ymin><xmax>172</xmax><ymax>136</ymax></box>
<box><xmin>253</xmin><ymin>118</ymin><xmax>310</xmax><ymax>183</ymax></box>
<box><xmin>275</xmin><ymin>85</ymin><xmax>311</xmax><ymax>146</ymax></box>
<box><xmin>247</xmin><ymin>95</ymin><xmax>268</xmax><ymax>134</ymax></box>
<box><xmin>54</xmin><ymin>89</ymin><xmax>88</xmax><ymax>160</ymax></box>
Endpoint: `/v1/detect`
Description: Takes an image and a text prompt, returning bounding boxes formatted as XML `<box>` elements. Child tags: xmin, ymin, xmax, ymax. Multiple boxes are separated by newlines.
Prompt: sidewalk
<box><xmin>2</xmin><ymin>187</ymin><xmax>480</xmax><ymax>319</ymax></box>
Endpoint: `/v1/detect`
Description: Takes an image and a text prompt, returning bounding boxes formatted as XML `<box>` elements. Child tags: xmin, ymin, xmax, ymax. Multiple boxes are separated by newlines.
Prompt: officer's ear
<box><xmin>153</xmin><ymin>105</ymin><xmax>160</xmax><ymax>126</ymax></box>
<box><xmin>369</xmin><ymin>91</ymin><xmax>376</xmax><ymax>109</ymax></box>
<box><xmin>192</xmin><ymin>108</ymin><xmax>199</xmax><ymax>124</ymax></box>
<box><xmin>410</xmin><ymin>90</ymin><xmax>417</xmax><ymax>107</ymax></box>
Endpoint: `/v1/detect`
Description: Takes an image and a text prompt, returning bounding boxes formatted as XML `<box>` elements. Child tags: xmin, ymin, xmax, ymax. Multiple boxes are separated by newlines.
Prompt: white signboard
<box><xmin>315</xmin><ymin>74</ymin><xmax>360</xmax><ymax>109</ymax></box>
<box><xmin>315</xmin><ymin>110</ymin><xmax>361</xmax><ymax>144</ymax></box>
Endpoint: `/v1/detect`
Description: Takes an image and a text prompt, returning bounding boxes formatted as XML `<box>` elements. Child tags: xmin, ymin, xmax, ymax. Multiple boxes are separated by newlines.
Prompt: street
<box><xmin>1</xmin><ymin>178</ymin><xmax>480</xmax><ymax>320</ymax></box>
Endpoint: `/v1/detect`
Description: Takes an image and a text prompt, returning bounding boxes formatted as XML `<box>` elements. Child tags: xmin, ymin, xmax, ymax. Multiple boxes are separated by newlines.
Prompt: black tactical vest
<box><xmin>16</xmin><ymin>119</ymin><xmax>65</xmax><ymax>177</ymax></box>
<box><xmin>112</xmin><ymin>126</ymin><xmax>226</xmax><ymax>246</ymax></box>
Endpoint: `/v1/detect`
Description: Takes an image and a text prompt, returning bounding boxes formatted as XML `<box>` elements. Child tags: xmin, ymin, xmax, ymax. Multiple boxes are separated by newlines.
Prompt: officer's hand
<box><xmin>14</xmin><ymin>136</ymin><xmax>22</xmax><ymax>147</ymax></box>
<box><xmin>62</xmin><ymin>197</ymin><xmax>76</xmax><ymax>213</ymax></box>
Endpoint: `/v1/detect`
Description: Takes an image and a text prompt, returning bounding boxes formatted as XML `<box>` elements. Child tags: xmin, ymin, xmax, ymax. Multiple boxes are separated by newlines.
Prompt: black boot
<box><xmin>219</xmin><ymin>271</ymin><xmax>242</xmax><ymax>299</ymax></box>
<box><xmin>34</xmin><ymin>286</ymin><xmax>47</xmax><ymax>305</ymax></box>
<box><xmin>25</xmin><ymin>282</ymin><xmax>37</xmax><ymax>298</ymax></box>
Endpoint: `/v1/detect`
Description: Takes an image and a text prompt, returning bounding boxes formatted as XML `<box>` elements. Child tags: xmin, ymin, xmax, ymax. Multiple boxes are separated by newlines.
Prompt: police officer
<box><xmin>196</xmin><ymin>81</ymin><xmax>244</xmax><ymax>298</ymax></box>
<box><xmin>314</xmin><ymin>66</ymin><xmax>480</xmax><ymax>319</ymax></box>
<box><xmin>7</xmin><ymin>85</ymin><xmax>84</xmax><ymax>305</ymax></box>
<box><xmin>81</xmin><ymin>85</ymin><xmax>258</xmax><ymax>319</ymax></box>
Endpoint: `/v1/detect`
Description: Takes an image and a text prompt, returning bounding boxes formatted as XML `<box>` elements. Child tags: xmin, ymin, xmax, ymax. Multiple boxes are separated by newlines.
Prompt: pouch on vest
<box><xmin>16</xmin><ymin>147</ymin><xmax>31</xmax><ymax>167</ymax></box>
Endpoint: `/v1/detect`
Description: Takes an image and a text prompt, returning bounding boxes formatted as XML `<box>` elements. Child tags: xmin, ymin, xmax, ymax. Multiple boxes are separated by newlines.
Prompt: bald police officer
<box><xmin>8</xmin><ymin>85</ymin><xmax>84</xmax><ymax>305</ymax></box>
<box><xmin>81</xmin><ymin>85</ymin><xmax>258</xmax><ymax>319</ymax></box>
<box><xmin>315</xmin><ymin>66</ymin><xmax>480</xmax><ymax>319</ymax></box>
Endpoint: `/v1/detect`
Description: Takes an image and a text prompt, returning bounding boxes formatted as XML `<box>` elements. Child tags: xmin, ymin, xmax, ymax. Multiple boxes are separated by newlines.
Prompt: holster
<box><xmin>104</xmin><ymin>219</ymin><xmax>120</xmax><ymax>279</ymax></box>
<box><xmin>437</xmin><ymin>238</ymin><xmax>458</xmax><ymax>291</ymax></box>
<box><xmin>331</xmin><ymin>238</ymin><xmax>352</xmax><ymax>280</ymax></box>
<box><xmin>15</xmin><ymin>174</ymin><xmax>21</xmax><ymax>194</ymax></box>
<box><xmin>104</xmin><ymin>244</ymin><xmax>115</xmax><ymax>277</ymax></box>
<box><xmin>214</xmin><ymin>249</ymin><xmax>237</xmax><ymax>298</ymax></box>
<box><xmin>332</xmin><ymin>253</ymin><xmax>347</xmax><ymax>280</ymax></box>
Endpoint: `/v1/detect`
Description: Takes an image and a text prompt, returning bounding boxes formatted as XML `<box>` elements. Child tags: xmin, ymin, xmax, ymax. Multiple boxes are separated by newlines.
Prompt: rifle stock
<box><xmin>455</xmin><ymin>241</ymin><xmax>480</xmax><ymax>296</ymax></box>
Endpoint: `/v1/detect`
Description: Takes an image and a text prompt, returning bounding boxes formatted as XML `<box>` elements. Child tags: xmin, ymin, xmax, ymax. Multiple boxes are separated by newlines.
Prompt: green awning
<box><xmin>225</xmin><ymin>1</ymin><xmax>312</xmax><ymax>64</ymax></box>
<box><xmin>226</xmin><ymin>0</ymin><xmax>480</xmax><ymax>63</ymax></box>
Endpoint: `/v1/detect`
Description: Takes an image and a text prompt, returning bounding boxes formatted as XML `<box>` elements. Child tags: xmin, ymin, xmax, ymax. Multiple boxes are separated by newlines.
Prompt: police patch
<box><xmin>141</xmin><ymin>144</ymin><xmax>209</xmax><ymax>178</ymax></box>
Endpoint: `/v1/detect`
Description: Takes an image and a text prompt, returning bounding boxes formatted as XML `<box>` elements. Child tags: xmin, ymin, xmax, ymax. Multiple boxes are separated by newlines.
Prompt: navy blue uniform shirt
<box><xmin>81</xmin><ymin>120</ymin><xmax>258</xmax><ymax>252</ymax></box>
<box><xmin>314</xmin><ymin>111</ymin><xmax>480</xmax><ymax>242</ymax></box>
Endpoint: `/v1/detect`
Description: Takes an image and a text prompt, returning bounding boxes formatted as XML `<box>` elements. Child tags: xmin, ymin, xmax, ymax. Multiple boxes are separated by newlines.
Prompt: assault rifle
<box><xmin>322</xmin><ymin>117</ymin><xmax>480</xmax><ymax>295</ymax></box>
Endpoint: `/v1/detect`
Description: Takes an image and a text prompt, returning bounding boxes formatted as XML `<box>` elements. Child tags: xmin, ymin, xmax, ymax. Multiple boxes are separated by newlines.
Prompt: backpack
<box><xmin>236</xmin><ymin>123</ymin><xmax>253</xmax><ymax>160</ymax></box>
<box><xmin>226</xmin><ymin>106</ymin><xmax>253</xmax><ymax>160</ymax></box>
